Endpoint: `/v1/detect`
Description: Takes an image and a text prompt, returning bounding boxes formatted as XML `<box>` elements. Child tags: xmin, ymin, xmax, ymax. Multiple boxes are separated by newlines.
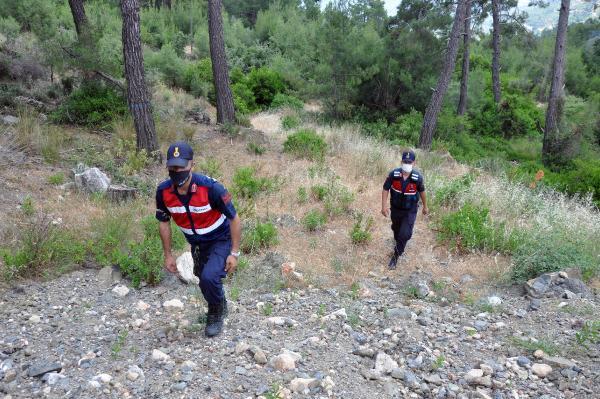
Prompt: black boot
<box><xmin>205</xmin><ymin>302</ymin><xmax>224</xmax><ymax>337</ymax></box>
<box><xmin>388</xmin><ymin>254</ymin><xmax>398</xmax><ymax>270</ymax></box>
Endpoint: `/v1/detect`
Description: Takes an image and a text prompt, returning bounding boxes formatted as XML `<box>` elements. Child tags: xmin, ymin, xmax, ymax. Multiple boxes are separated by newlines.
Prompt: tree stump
<box><xmin>107</xmin><ymin>184</ymin><xmax>137</xmax><ymax>203</ymax></box>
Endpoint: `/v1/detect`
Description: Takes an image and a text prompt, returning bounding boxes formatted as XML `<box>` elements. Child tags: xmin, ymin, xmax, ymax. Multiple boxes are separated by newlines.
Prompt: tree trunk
<box><xmin>542</xmin><ymin>0</ymin><xmax>570</xmax><ymax>166</ymax></box>
<box><xmin>457</xmin><ymin>0</ymin><xmax>471</xmax><ymax>116</ymax></box>
<box><xmin>208</xmin><ymin>0</ymin><xmax>236</xmax><ymax>124</ymax></box>
<box><xmin>418</xmin><ymin>0</ymin><xmax>468</xmax><ymax>150</ymax></box>
<box><xmin>121</xmin><ymin>0</ymin><xmax>159</xmax><ymax>158</ymax></box>
<box><xmin>68</xmin><ymin>0</ymin><xmax>88</xmax><ymax>38</ymax></box>
<box><xmin>491</xmin><ymin>0</ymin><xmax>501</xmax><ymax>103</ymax></box>
<box><xmin>164</xmin><ymin>0</ymin><xmax>171</xmax><ymax>9</ymax></box>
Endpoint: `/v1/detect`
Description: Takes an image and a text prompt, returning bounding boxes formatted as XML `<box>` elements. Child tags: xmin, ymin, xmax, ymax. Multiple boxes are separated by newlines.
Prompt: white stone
<box><xmin>176</xmin><ymin>252</ymin><xmax>199</xmax><ymax>285</ymax></box>
<box><xmin>487</xmin><ymin>296</ymin><xmax>502</xmax><ymax>306</ymax></box>
<box><xmin>533</xmin><ymin>349</ymin><xmax>545</xmax><ymax>359</ymax></box>
<box><xmin>152</xmin><ymin>349</ymin><xmax>170</xmax><ymax>362</ymax></box>
<box><xmin>112</xmin><ymin>285</ymin><xmax>129</xmax><ymax>297</ymax></box>
<box><xmin>2</xmin><ymin>115</ymin><xmax>19</xmax><ymax>125</ymax></box>
<box><xmin>88</xmin><ymin>380</ymin><xmax>101</xmax><ymax>389</ymax></box>
<box><xmin>235</xmin><ymin>341</ymin><xmax>250</xmax><ymax>354</ymax></box>
<box><xmin>531</xmin><ymin>363</ymin><xmax>552</xmax><ymax>378</ymax></box>
<box><xmin>374</xmin><ymin>352</ymin><xmax>398</xmax><ymax>375</ymax></box>
<box><xmin>29</xmin><ymin>315</ymin><xmax>41</xmax><ymax>323</ymax></box>
<box><xmin>270</xmin><ymin>350</ymin><xmax>302</xmax><ymax>371</ymax></box>
<box><xmin>132</xmin><ymin>319</ymin><xmax>146</xmax><ymax>328</ymax></box>
<box><xmin>94</xmin><ymin>373</ymin><xmax>112</xmax><ymax>384</ymax></box>
<box><xmin>136</xmin><ymin>300</ymin><xmax>150</xmax><ymax>311</ymax></box>
<box><xmin>163</xmin><ymin>299</ymin><xmax>184</xmax><ymax>310</ymax></box>
<box><xmin>321</xmin><ymin>376</ymin><xmax>335</xmax><ymax>395</ymax></box>
<box><xmin>465</xmin><ymin>369</ymin><xmax>484</xmax><ymax>381</ymax></box>
<box><xmin>265</xmin><ymin>316</ymin><xmax>286</xmax><ymax>326</ymax></box>
<box><xmin>383</xmin><ymin>328</ymin><xmax>392</xmax><ymax>336</ymax></box>
<box><xmin>480</xmin><ymin>364</ymin><xmax>494</xmax><ymax>376</ymax></box>
<box><xmin>289</xmin><ymin>378</ymin><xmax>318</xmax><ymax>393</ymax></box>
<box><xmin>74</xmin><ymin>167</ymin><xmax>111</xmax><ymax>193</ymax></box>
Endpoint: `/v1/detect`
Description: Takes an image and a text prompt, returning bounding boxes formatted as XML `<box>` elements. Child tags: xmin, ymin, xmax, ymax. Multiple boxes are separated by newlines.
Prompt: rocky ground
<box><xmin>1</xmin><ymin>261</ymin><xmax>598</xmax><ymax>399</ymax></box>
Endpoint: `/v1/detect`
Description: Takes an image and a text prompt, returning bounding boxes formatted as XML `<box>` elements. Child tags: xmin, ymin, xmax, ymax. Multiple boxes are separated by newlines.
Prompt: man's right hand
<box><xmin>381</xmin><ymin>207</ymin><xmax>389</xmax><ymax>217</ymax></box>
<box><xmin>164</xmin><ymin>254</ymin><xmax>177</xmax><ymax>274</ymax></box>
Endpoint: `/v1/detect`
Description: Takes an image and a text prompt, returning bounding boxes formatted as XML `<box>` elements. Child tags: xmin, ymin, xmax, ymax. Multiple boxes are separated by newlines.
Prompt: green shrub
<box><xmin>576</xmin><ymin>320</ymin><xmax>600</xmax><ymax>349</ymax></box>
<box><xmin>241</xmin><ymin>221</ymin><xmax>278</xmax><ymax>253</ymax></box>
<box><xmin>297</xmin><ymin>187</ymin><xmax>308</xmax><ymax>204</ymax></box>
<box><xmin>551</xmin><ymin>159</ymin><xmax>600</xmax><ymax>207</ymax></box>
<box><xmin>1</xmin><ymin>218</ymin><xmax>85</xmax><ymax>280</ymax></box>
<box><xmin>433</xmin><ymin>173</ymin><xmax>476</xmax><ymax>208</ymax></box>
<box><xmin>271</xmin><ymin>93</ymin><xmax>303</xmax><ymax>110</ymax></box>
<box><xmin>283</xmin><ymin>129</ymin><xmax>327</xmax><ymax>160</ymax></box>
<box><xmin>282</xmin><ymin>114</ymin><xmax>301</xmax><ymax>130</ymax></box>
<box><xmin>89</xmin><ymin>209</ymin><xmax>136</xmax><ymax>268</ymax></box>
<box><xmin>183</xmin><ymin>58</ymin><xmax>214</xmax><ymax>99</ymax></box>
<box><xmin>145</xmin><ymin>44</ymin><xmax>187</xmax><ymax>88</ymax></box>
<box><xmin>310</xmin><ymin>184</ymin><xmax>328</xmax><ymax>201</ymax></box>
<box><xmin>511</xmin><ymin>234</ymin><xmax>598</xmax><ymax>282</ymax></box>
<box><xmin>438</xmin><ymin>203</ymin><xmax>518</xmax><ymax>254</ymax></box>
<box><xmin>470</xmin><ymin>94</ymin><xmax>543</xmax><ymax>139</ymax></box>
<box><xmin>21</xmin><ymin>195</ymin><xmax>35</xmax><ymax>216</ymax></box>
<box><xmin>115</xmin><ymin>216</ymin><xmax>185</xmax><ymax>288</ymax></box>
<box><xmin>47</xmin><ymin>173</ymin><xmax>65</xmax><ymax>185</ymax></box>
<box><xmin>232</xmin><ymin>81</ymin><xmax>258</xmax><ymax>114</ymax></box>
<box><xmin>247</xmin><ymin>67</ymin><xmax>286</xmax><ymax>107</ymax></box>
<box><xmin>324</xmin><ymin>183</ymin><xmax>354</xmax><ymax>216</ymax></box>
<box><xmin>350</xmin><ymin>213</ymin><xmax>373</xmax><ymax>244</ymax></box>
<box><xmin>247</xmin><ymin>142</ymin><xmax>266</xmax><ymax>155</ymax></box>
<box><xmin>232</xmin><ymin>167</ymin><xmax>276</xmax><ymax>199</ymax></box>
<box><xmin>302</xmin><ymin>209</ymin><xmax>327</xmax><ymax>231</ymax></box>
<box><xmin>51</xmin><ymin>82</ymin><xmax>128</xmax><ymax>127</ymax></box>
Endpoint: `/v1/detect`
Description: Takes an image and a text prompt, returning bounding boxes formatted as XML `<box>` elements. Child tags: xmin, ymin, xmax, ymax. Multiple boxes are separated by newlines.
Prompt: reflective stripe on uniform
<box><xmin>167</xmin><ymin>206</ymin><xmax>187</xmax><ymax>214</ymax></box>
<box><xmin>195</xmin><ymin>214</ymin><xmax>226</xmax><ymax>235</ymax></box>
<box><xmin>178</xmin><ymin>226</ymin><xmax>194</xmax><ymax>235</ymax></box>
<box><xmin>189</xmin><ymin>204</ymin><xmax>212</xmax><ymax>213</ymax></box>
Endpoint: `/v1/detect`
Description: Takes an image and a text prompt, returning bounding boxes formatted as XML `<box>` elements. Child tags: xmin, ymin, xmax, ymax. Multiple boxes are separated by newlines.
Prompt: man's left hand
<box><xmin>225</xmin><ymin>255</ymin><xmax>238</xmax><ymax>274</ymax></box>
<box><xmin>422</xmin><ymin>206</ymin><xmax>429</xmax><ymax>216</ymax></box>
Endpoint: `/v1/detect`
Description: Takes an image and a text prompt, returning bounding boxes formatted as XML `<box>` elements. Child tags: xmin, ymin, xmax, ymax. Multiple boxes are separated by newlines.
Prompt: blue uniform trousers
<box><xmin>391</xmin><ymin>208</ymin><xmax>418</xmax><ymax>257</ymax></box>
<box><xmin>191</xmin><ymin>237</ymin><xmax>231</xmax><ymax>305</ymax></box>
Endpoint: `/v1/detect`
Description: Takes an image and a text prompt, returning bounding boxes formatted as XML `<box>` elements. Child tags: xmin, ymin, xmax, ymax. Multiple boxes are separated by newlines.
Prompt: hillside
<box><xmin>520</xmin><ymin>0</ymin><xmax>599</xmax><ymax>33</ymax></box>
<box><xmin>1</xmin><ymin>105</ymin><xmax>599</xmax><ymax>398</ymax></box>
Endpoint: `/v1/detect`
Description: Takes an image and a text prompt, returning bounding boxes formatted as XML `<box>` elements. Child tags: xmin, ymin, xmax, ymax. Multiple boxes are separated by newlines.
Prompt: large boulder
<box><xmin>74</xmin><ymin>166</ymin><xmax>111</xmax><ymax>193</ymax></box>
<box><xmin>525</xmin><ymin>271</ymin><xmax>591</xmax><ymax>299</ymax></box>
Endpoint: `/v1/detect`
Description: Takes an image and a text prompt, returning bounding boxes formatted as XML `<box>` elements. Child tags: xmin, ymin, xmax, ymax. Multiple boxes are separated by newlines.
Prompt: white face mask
<box><xmin>401</xmin><ymin>163</ymin><xmax>413</xmax><ymax>173</ymax></box>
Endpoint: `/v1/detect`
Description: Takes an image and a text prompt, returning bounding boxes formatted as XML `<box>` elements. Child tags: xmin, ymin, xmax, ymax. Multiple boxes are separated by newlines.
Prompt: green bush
<box><xmin>145</xmin><ymin>44</ymin><xmax>187</xmax><ymax>88</ymax></box>
<box><xmin>47</xmin><ymin>173</ymin><xmax>65</xmax><ymax>185</ymax></box>
<box><xmin>115</xmin><ymin>216</ymin><xmax>185</xmax><ymax>288</ymax></box>
<box><xmin>183</xmin><ymin>58</ymin><xmax>214</xmax><ymax>99</ymax></box>
<box><xmin>433</xmin><ymin>173</ymin><xmax>476</xmax><ymax>208</ymax></box>
<box><xmin>310</xmin><ymin>184</ymin><xmax>328</xmax><ymax>201</ymax></box>
<box><xmin>1</xmin><ymin>218</ymin><xmax>86</xmax><ymax>280</ymax></box>
<box><xmin>247</xmin><ymin>142</ymin><xmax>266</xmax><ymax>155</ymax></box>
<box><xmin>438</xmin><ymin>203</ymin><xmax>518</xmax><ymax>254</ymax></box>
<box><xmin>197</xmin><ymin>157</ymin><xmax>222</xmax><ymax>180</ymax></box>
<box><xmin>51</xmin><ymin>82</ymin><xmax>128</xmax><ymax>127</ymax></box>
<box><xmin>576</xmin><ymin>320</ymin><xmax>600</xmax><ymax>350</ymax></box>
<box><xmin>271</xmin><ymin>93</ymin><xmax>303</xmax><ymax>110</ymax></box>
<box><xmin>297</xmin><ymin>187</ymin><xmax>308</xmax><ymax>204</ymax></box>
<box><xmin>511</xmin><ymin>234</ymin><xmax>598</xmax><ymax>282</ymax></box>
<box><xmin>247</xmin><ymin>67</ymin><xmax>286</xmax><ymax>107</ymax></box>
<box><xmin>551</xmin><ymin>159</ymin><xmax>600</xmax><ymax>207</ymax></box>
<box><xmin>324</xmin><ymin>183</ymin><xmax>354</xmax><ymax>216</ymax></box>
<box><xmin>283</xmin><ymin>129</ymin><xmax>327</xmax><ymax>160</ymax></box>
<box><xmin>282</xmin><ymin>114</ymin><xmax>300</xmax><ymax>130</ymax></box>
<box><xmin>302</xmin><ymin>209</ymin><xmax>327</xmax><ymax>231</ymax></box>
<box><xmin>232</xmin><ymin>81</ymin><xmax>258</xmax><ymax>114</ymax></box>
<box><xmin>470</xmin><ymin>94</ymin><xmax>543</xmax><ymax>139</ymax></box>
<box><xmin>232</xmin><ymin>167</ymin><xmax>276</xmax><ymax>199</ymax></box>
<box><xmin>350</xmin><ymin>213</ymin><xmax>373</xmax><ymax>244</ymax></box>
<box><xmin>241</xmin><ymin>221</ymin><xmax>278</xmax><ymax>253</ymax></box>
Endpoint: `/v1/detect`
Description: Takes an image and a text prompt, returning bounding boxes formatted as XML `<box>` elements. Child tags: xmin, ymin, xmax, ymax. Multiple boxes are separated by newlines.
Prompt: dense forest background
<box><xmin>1</xmin><ymin>0</ymin><xmax>599</xmax><ymax>204</ymax></box>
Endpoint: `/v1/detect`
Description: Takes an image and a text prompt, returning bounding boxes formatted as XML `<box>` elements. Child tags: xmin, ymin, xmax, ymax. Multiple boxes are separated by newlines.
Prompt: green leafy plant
<box><xmin>232</xmin><ymin>167</ymin><xmax>277</xmax><ymax>199</ymax></box>
<box><xmin>575</xmin><ymin>320</ymin><xmax>600</xmax><ymax>350</ymax></box>
<box><xmin>310</xmin><ymin>184</ymin><xmax>328</xmax><ymax>201</ymax></box>
<box><xmin>281</xmin><ymin>114</ymin><xmax>300</xmax><ymax>130</ymax></box>
<box><xmin>241</xmin><ymin>221</ymin><xmax>278</xmax><ymax>253</ymax></box>
<box><xmin>111</xmin><ymin>329</ymin><xmax>129</xmax><ymax>359</ymax></box>
<box><xmin>283</xmin><ymin>129</ymin><xmax>327</xmax><ymax>160</ymax></box>
<box><xmin>271</xmin><ymin>93</ymin><xmax>303</xmax><ymax>110</ymax></box>
<box><xmin>51</xmin><ymin>81</ymin><xmax>128</xmax><ymax>127</ymax></box>
<box><xmin>350</xmin><ymin>213</ymin><xmax>373</xmax><ymax>245</ymax></box>
<box><xmin>297</xmin><ymin>187</ymin><xmax>308</xmax><ymax>204</ymax></box>
<box><xmin>262</xmin><ymin>302</ymin><xmax>273</xmax><ymax>316</ymax></box>
<box><xmin>47</xmin><ymin>172</ymin><xmax>65</xmax><ymax>185</ymax></box>
<box><xmin>507</xmin><ymin>336</ymin><xmax>559</xmax><ymax>356</ymax></box>
<box><xmin>247</xmin><ymin>142</ymin><xmax>266</xmax><ymax>155</ymax></box>
<box><xmin>21</xmin><ymin>195</ymin><xmax>35</xmax><ymax>216</ymax></box>
<box><xmin>197</xmin><ymin>157</ymin><xmax>222</xmax><ymax>180</ymax></box>
<box><xmin>302</xmin><ymin>209</ymin><xmax>327</xmax><ymax>231</ymax></box>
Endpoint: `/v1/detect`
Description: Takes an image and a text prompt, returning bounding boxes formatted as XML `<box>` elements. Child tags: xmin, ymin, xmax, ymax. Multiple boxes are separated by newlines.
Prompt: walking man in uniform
<box><xmin>381</xmin><ymin>149</ymin><xmax>428</xmax><ymax>270</ymax></box>
<box><xmin>156</xmin><ymin>142</ymin><xmax>242</xmax><ymax>337</ymax></box>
